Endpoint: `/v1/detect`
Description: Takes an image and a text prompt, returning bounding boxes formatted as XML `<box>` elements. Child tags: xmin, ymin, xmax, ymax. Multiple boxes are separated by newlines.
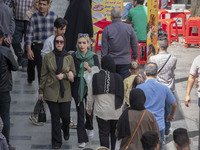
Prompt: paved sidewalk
<box><xmin>8</xmin><ymin>1</ymin><xmax>200</xmax><ymax>150</ymax></box>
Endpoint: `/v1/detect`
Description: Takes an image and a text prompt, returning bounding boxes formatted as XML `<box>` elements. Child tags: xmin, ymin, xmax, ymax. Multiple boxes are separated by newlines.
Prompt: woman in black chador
<box><xmin>64</xmin><ymin>0</ymin><xmax>95</xmax><ymax>52</ymax></box>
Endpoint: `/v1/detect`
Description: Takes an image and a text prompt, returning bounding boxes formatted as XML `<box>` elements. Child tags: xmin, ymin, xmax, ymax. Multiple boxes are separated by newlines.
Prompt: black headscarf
<box><xmin>117</xmin><ymin>88</ymin><xmax>146</xmax><ymax>140</ymax></box>
<box><xmin>64</xmin><ymin>0</ymin><xmax>93</xmax><ymax>51</ymax></box>
<box><xmin>129</xmin><ymin>88</ymin><xmax>146</xmax><ymax>110</ymax></box>
<box><xmin>92</xmin><ymin>55</ymin><xmax>124</xmax><ymax>109</ymax></box>
<box><xmin>53</xmin><ymin>35</ymin><xmax>69</xmax><ymax>98</ymax></box>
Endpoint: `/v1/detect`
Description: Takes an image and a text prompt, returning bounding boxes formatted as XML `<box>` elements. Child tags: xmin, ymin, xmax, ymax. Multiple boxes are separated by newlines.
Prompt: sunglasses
<box><xmin>79</xmin><ymin>33</ymin><xmax>89</xmax><ymax>37</ymax></box>
<box><xmin>55</xmin><ymin>40</ymin><xmax>64</xmax><ymax>44</ymax></box>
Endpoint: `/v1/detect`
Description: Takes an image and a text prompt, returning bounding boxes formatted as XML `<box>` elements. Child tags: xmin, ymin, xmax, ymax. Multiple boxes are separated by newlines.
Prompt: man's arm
<box><xmin>130</xmin><ymin>28</ymin><xmax>138</xmax><ymax>60</ymax></box>
<box><xmin>101</xmin><ymin>27</ymin><xmax>109</xmax><ymax>59</ymax></box>
<box><xmin>26</xmin><ymin>19</ymin><xmax>34</xmax><ymax>60</ymax></box>
<box><xmin>126</xmin><ymin>8</ymin><xmax>133</xmax><ymax>25</ymax></box>
<box><xmin>167</xmin><ymin>102</ymin><xmax>177</xmax><ymax>121</ymax></box>
<box><xmin>184</xmin><ymin>74</ymin><xmax>196</xmax><ymax>107</ymax></box>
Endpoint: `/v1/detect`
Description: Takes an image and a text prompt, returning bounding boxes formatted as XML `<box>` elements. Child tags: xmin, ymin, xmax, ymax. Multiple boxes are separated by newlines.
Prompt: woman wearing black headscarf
<box><xmin>64</xmin><ymin>0</ymin><xmax>95</xmax><ymax>51</ymax></box>
<box><xmin>86</xmin><ymin>55</ymin><xmax>124</xmax><ymax>150</ymax></box>
<box><xmin>39</xmin><ymin>35</ymin><xmax>76</xmax><ymax>149</ymax></box>
<box><xmin>116</xmin><ymin>88</ymin><xmax>160</xmax><ymax>150</ymax></box>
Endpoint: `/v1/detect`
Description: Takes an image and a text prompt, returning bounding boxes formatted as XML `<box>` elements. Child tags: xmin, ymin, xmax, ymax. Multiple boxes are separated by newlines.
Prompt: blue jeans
<box><xmin>0</xmin><ymin>92</ymin><xmax>11</xmax><ymax>144</ymax></box>
<box><xmin>12</xmin><ymin>20</ymin><xmax>28</xmax><ymax>67</ymax></box>
<box><xmin>116</xmin><ymin>64</ymin><xmax>131</xmax><ymax>80</ymax></box>
<box><xmin>165</xmin><ymin>101</ymin><xmax>171</xmax><ymax>133</ymax></box>
<box><xmin>160</xmin><ymin>129</ymin><xmax>165</xmax><ymax>150</ymax></box>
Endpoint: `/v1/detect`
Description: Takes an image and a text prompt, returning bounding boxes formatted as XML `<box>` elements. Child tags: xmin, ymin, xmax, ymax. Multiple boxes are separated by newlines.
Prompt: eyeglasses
<box><xmin>78</xmin><ymin>33</ymin><xmax>89</xmax><ymax>37</ymax></box>
<box><xmin>55</xmin><ymin>40</ymin><xmax>64</xmax><ymax>44</ymax></box>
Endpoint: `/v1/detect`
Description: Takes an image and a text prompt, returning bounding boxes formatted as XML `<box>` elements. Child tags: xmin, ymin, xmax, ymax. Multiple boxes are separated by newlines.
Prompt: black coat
<box><xmin>64</xmin><ymin>0</ymin><xmax>93</xmax><ymax>51</ymax></box>
<box><xmin>0</xmin><ymin>46</ymin><xmax>18</xmax><ymax>92</ymax></box>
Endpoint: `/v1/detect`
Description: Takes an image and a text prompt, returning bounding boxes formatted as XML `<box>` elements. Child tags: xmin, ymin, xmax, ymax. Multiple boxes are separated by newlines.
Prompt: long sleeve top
<box><xmin>0</xmin><ymin>1</ymin><xmax>15</xmax><ymax>38</ymax></box>
<box><xmin>101</xmin><ymin>20</ymin><xmax>138</xmax><ymax>64</ymax></box>
<box><xmin>5</xmin><ymin>0</ymin><xmax>34</xmax><ymax>21</ymax></box>
<box><xmin>26</xmin><ymin>11</ymin><xmax>57</xmax><ymax>45</ymax></box>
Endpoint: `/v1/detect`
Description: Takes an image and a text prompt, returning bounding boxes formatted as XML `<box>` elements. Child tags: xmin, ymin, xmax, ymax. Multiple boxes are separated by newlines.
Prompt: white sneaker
<box><xmin>78</xmin><ymin>142</ymin><xmax>86</xmax><ymax>148</ymax></box>
<box><xmin>87</xmin><ymin>129</ymin><xmax>94</xmax><ymax>137</ymax></box>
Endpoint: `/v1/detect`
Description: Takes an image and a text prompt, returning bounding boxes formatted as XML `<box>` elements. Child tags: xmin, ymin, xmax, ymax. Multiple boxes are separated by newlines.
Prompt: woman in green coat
<box><xmin>39</xmin><ymin>35</ymin><xmax>76</xmax><ymax>149</ymax></box>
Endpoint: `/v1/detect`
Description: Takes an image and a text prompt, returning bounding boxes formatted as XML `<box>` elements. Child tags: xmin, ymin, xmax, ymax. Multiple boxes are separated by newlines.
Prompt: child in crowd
<box><xmin>0</xmin><ymin>117</ymin><xmax>8</xmax><ymax>150</ymax></box>
<box><xmin>123</xmin><ymin>61</ymin><xmax>140</xmax><ymax>107</ymax></box>
<box><xmin>132</xmin><ymin>74</ymin><xmax>145</xmax><ymax>89</ymax></box>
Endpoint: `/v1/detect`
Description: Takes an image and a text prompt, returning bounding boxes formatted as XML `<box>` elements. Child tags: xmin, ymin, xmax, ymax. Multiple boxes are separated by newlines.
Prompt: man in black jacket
<box><xmin>0</xmin><ymin>29</ymin><xmax>18</xmax><ymax>150</ymax></box>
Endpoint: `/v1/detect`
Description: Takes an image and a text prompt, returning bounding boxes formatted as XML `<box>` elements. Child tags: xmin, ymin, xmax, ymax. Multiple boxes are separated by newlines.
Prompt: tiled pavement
<box><xmin>8</xmin><ymin>0</ymin><xmax>200</xmax><ymax>150</ymax></box>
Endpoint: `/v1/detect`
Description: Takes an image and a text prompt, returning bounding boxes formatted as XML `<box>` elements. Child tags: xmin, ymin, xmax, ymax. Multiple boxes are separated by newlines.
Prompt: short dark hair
<box><xmin>39</xmin><ymin>0</ymin><xmax>50</xmax><ymax>4</ymax></box>
<box><xmin>158</xmin><ymin>38</ymin><xmax>168</xmax><ymax>50</ymax></box>
<box><xmin>141</xmin><ymin>131</ymin><xmax>160</xmax><ymax>150</ymax></box>
<box><xmin>54</xmin><ymin>18</ymin><xmax>68</xmax><ymax>29</ymax></box>
<box><xmin>144</xmin><ymin>62</ymin><xmax>158</xmax><ymax>77</ymax></box>
<box><xmin>0</xmin><ymin>30</ymin><xmax>4</xmax><ymax>39</ymax></box>
<box><xmin>136</xmin><ymin>0</ymin><xmax>145</xmax><ymax>5</ymax></box>
<box><xmin>173</xmin><ymin>128</ymin><xmax>190</xmax><ymax>148</ymax></box>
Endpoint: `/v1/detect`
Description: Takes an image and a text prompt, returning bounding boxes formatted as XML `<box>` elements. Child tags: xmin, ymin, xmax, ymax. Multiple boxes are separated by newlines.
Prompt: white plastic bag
<box><xmin>83</xmin><ymin>66</ymin><xmax>99</xmax><ymax>87</ymax></box>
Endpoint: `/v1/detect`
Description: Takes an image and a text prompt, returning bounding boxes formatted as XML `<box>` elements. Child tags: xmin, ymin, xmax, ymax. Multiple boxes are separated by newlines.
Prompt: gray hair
<box><xmin>144</xmin><ymin>62</ymin><xmax>158</xmax><ymax>77</ymax></box>
<box><xmin>111</xmin><ymin>7</ymin><xmax>122</xmax><ymax>19</ymax></box>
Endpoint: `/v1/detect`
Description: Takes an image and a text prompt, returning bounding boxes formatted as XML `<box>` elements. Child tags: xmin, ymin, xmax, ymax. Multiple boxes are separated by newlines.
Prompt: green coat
<box><xmin>39</xmin><ymin>52</ymin><xmax>76</xmax><ymax>103</ymax></box>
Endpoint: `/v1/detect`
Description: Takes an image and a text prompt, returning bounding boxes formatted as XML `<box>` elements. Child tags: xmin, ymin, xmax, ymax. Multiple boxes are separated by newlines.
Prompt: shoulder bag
<box><xmin>125</xmin><ymin>110</ymin><xmax>146</xmax><ymax>150</ymax></box>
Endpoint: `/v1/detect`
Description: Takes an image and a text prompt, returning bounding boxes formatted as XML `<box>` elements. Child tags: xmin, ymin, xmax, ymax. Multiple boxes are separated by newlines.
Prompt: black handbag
<box><xmin>38</xmin><ymin>100</ymin><xmax>46</xmax><ymax>122</ymax></box>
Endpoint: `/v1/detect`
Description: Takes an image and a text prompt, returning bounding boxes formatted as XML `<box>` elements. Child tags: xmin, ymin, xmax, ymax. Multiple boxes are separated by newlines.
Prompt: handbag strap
<box><xmin>157</xmin><ymin>55</ymin><xmax>171</xmax><ymax>73</ymax></box>
<box><xmin>125</xmin><ymin>110</ymin><xmax>146</xmax><ymax>150</ymax></box>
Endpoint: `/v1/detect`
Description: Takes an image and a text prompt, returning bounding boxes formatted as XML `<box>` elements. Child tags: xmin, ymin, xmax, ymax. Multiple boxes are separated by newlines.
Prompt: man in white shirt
<box><xmin>41</xmin><ymin>17</ymin><xmax>67</xmax><ymax>58</ymax></box>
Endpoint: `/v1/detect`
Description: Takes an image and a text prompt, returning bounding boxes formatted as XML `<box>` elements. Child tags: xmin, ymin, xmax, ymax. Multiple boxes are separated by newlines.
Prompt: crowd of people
<box><xmin>0</xmin><ymin>0</ymin><xmax>195</xmax><ymax>150</ymax></box>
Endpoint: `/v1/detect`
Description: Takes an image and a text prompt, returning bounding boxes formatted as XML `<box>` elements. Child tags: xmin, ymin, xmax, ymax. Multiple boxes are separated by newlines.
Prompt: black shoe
<box><xmin>27</xmin><ymin>79</ymin><xmax>32</xmax><ymax>84</ymax></box>
<box><xmin>52</xmin><ymin>145</ymin><xmax>61</xmax><ymax>149</ymax></box>
<box><xmin>165</xmin><ymin>130</ymin><xmax>170</xmax><ymax>135</ymax></box>
<box><xmin>64</xmin><ymin>134</ymin><xmax>69</xmax><ymax>141</ymax></box>
<box><xmin>61</xmin><ymin>126</ymin><xmax>69</xmax><ymax>141</ymax></box>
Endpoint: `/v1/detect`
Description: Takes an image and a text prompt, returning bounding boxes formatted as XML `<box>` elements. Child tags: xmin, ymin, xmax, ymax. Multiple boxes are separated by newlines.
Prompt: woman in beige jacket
<box><xmin>38</xmin><ymin>34</ymin><xmax>76</xmax><ymax>149</ymax></box>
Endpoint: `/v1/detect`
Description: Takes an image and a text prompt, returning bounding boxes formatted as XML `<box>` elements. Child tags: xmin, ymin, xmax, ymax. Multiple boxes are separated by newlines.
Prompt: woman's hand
<box><xmin>87</xmin><ymin>110</ymin><xmax>92</xmax><ymax>115</ymax></box>
<box><xmin>56</xmin><ymin>73</ymin><xmax>64</xmax><ymax>80</ymax></box>
<box><xmin>39</xmin><ymin>94</ymin><xmax>43</xmax><ymax>100</ymax></box>
<box><xmin>68</xmin><ymin>71</ymin><xmax>74</xmax><ymax>82</ymax></box>
<box><xmin>84</xmin><ymin>62</ymin><xmax>92</xmax><ymax>72</ymax></box>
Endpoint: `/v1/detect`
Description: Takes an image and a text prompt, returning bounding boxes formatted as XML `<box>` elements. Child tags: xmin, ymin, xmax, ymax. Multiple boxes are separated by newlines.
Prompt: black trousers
<box><xmin>46</xmin><ymin>101</ymin><xmax>71</xmax><ymax>147</ymax></box>
<box><xmin>96</xmin><ymin>116</ymin><xmax>118</xmax><ymax>150</ymax></box>
<box><xmin>27</xmin><ymin>43</ymin><xmax>43</xmax><ymax>83</ymax></box>
<box><xmin>73</xmin><ymin>78</ymin><xmax>93</xmax><ymax>143</ymax></box>
<box><xmin>0</xmin><ymin>92</ymin><xmax>11</xmax><ymax>144</ymax></box>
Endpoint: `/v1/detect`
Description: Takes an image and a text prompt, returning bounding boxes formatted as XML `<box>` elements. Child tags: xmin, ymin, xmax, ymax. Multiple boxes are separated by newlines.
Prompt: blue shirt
<box><xmin>26</xmin><ymin>11</ymin><xmax>57</xmax><ymax>45</ymax></box>
<box><xmin>137</xmin><ymin>79</ymin><xmax>176</xmax><ymax>131</ymax></box>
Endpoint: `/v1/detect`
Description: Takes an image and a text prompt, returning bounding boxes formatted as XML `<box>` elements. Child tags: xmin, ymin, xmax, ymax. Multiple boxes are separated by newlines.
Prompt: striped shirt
<box><xmin>149</xmin><ymin>51</ymin><xmax>177</xmax><ymax>91</ymax></box>
<box><xmin>26</xmin><ymin>11</ymin><xmax>57</xmax><ymax>45</ymax></box>
<box><xmin>5</xmin><ymin>0</ymin><xmax>34</xmax><ymax>20</ymax></box>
